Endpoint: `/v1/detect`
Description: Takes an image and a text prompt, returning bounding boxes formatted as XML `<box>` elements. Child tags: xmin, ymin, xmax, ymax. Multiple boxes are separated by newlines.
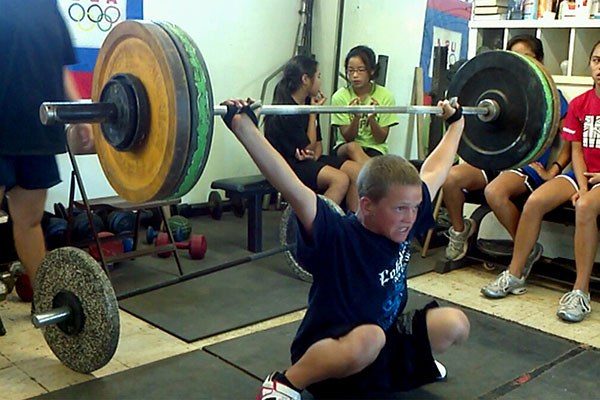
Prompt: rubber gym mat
<box><xmin>495</xmin><ymin>348</ymin><xmax>599</xmax><ymax>400</ymax></box>
<box><xmin>119</xmin><ymin>252</ymin><xmax>310</xmax><ymax>342</ymax></box>
<box><xmin>206</xmin><ymin>290</ymin><xmax>578</xmax><ymax>399</ymax></box>
<box><xmin>109</xmin><ymin>210</ymin><xmax>283</xmax><ymax>297</ymax></box>
<box><xmin>407</xmin><ymin>246</ymin><xmax>443</xmax><ymax>278</ymax></box>
<box><xmin>32</xmin><ymin>349</ymin><xmax>259</xmax><ymax>399</ymax></box>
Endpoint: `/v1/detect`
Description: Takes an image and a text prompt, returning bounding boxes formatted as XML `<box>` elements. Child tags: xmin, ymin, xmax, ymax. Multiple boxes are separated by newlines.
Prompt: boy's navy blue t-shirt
<box><xmin>291</xmin><ymin>181</ymin><xmax>434</xmax><ymax>364</ymax></box>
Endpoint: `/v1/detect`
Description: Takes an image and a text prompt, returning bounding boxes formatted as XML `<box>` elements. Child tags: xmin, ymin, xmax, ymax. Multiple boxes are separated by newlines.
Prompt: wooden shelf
<box><xmin>553</xmin><ymin>75</ymin><xmax>594</xmax><ymax>85</ymax></box>
<box><xmin>468</xmin><ymin>19</ymin><xmax>599</xmax><ymax>89</ymax></box>
<box><xmin>470</xmin><ymin>19</ymin><xmax>600</xmax><ymax>29</ymax></box>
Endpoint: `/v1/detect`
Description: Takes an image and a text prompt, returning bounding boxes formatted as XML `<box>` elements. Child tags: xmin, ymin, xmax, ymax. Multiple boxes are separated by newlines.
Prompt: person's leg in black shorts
<box><xmin>0</xmin><ymin>155</ymin><xmax>61</xmax><ymax>282</ymax></box>
<box><xmin>306</xmin><ymin>302</ymin><xmax>470</xmax><ymax>398</ymax></box>
<box><xmin>319</xmin><ymin>154</ymin><xmax>362</xmax><ymax>212</ymax></box>
<box><xmin>336</xmin><ymin>142</ymin><xmax>372</xmax><ymax>165</ymax></box>
<box><xmin>291</xmin><ymin>159</ymin><xmax>349</xmax><ymax>207</ymax></box>
<box><xmin>389</xmin><ymin>302</ymin><xmax>470</xmax><ymax>391</ymax></box>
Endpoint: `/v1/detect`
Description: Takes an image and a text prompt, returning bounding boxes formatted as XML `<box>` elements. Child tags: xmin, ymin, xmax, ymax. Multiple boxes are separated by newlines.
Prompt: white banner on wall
<box><xmin>57</xmin><ymin>0</ymin><xmax>127</xmax><ymax>48</ymax></box>
<box><xmin>429</xmin><ymin>26</ymin><xmax>462</xmax><ymax>77</ymax></box>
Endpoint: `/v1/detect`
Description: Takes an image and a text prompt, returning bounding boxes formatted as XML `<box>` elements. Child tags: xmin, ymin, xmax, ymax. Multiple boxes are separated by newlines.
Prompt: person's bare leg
<box><xmin>316</xmin><ymin>166</ymin><xmax>350</xmax><ymax>206</ymax></box>
<box><xmin>337</xmin><ymin>142</ymin><xmax>371</xmax><ymax>165</ymax></box>
<box><xmin>284</xmin><ymin>324</ymin><xmax>385</xmax><ymax>389</ymax></box>
<box><xmin>6</xmin><ymin>187</ymin><xmax>47</xmax><ymax>282</ymax></box>
<box><xmin>508</xmin><ymin>178</ymin><xmax>575</xmax><ymax>277</ymax></box>
<box><xmin>484</xmin><ymin>172</ymin><xmax>528</xmax><ymax>239</ymax></box>
<box><xmin>340</xmin><ymin>160</ymin><xmax>361</xmax><ymax>212</ymax></box>
<box><xmin>426</xmin><ymin>307</ymin><xmax>470</xmax><ymax>354</ymax></box>
<box><xmin>442</xmin><ymin>164</ymin><xmax>487</xmax><ymax>232</ymax></box>
<box><xmin>572</xmin><ymin>188</ymin><xmax>600</xmax><ymax>292</ymax></box>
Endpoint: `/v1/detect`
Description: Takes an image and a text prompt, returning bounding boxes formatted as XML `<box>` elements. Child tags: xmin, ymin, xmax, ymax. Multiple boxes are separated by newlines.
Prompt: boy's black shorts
<box><xmin>0</xmin><ymin>155</ymin><xmax>61</xmax><ymax>191</ymax></box>
<box><xmin>308</xmin><ymin>301</ymin><xmax>441</xmax><ymax>399</ymax></box>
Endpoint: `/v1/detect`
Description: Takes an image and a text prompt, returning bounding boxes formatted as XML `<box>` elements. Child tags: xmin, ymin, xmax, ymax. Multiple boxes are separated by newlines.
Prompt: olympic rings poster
<box><xmin>57</xmin><ymin>0</ymin><xmax>143</xmax><ymax>98</ymax></box>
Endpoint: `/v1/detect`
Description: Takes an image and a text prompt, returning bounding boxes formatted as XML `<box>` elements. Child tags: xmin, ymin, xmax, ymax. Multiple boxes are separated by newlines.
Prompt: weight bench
<box><xmin>211</xmin><ymin>175</ymin><xmax>276</xmax><ymax>253</ymax></box>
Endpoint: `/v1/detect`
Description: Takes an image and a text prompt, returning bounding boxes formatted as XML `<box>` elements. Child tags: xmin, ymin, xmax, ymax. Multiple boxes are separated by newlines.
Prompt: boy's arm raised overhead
<box><xmin>420</xmin><ymin>99</ymin><xmax>465</xmax><ymax>199</ymax></box>
<box><xmin>220</xmin><ymin>99</ymin><xmax>317</xmax><ymax>235</ymax></box>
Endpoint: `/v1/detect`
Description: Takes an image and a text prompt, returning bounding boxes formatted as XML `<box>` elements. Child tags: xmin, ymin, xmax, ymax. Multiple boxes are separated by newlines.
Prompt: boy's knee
<box><xmin>345</xmin><ymin>325</ymin><xmax>385</xmax><ymax>372</ymax></box>
<box><xmin>449</xmin><ymin>309</ymin><xmax>470</xmax><ymax>344</ymax></box>
<box><xmin>430</xmin><ymin>307</ymin><xmax>470</xmax><ymax>348</ymax></box>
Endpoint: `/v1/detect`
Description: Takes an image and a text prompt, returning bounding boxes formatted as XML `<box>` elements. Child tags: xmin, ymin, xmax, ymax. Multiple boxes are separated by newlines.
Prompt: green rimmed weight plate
<box><xmin>154</xmin><ymin>21</ymin><xmax>214</xmax><ymax>199</ymax></box>
<box><xmin>448</xmin><ymin>50</ymin><xmax>554</xmax><ymax>171</ymax></box>
<box><xmin>518</xmin><ymin>54</ymin><xmax>559</xmax><ymax>167</ymax></box>
<box><xmin>93</xmin><ymin>20</ymin><xmax>192</xmax><ymax>203</ymax></box>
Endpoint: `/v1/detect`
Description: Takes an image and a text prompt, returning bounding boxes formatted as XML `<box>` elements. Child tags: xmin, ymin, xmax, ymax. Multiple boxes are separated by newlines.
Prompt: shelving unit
<box><xmin>467</xmin><ymin>19</ymin><xmax>599</xmax><ymax>98</ymax></box>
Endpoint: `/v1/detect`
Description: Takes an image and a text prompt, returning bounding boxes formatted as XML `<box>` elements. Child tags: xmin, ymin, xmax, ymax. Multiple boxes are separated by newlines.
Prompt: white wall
<box><xmin>47</xmin><ymin>0</ymin><xmax>311</xmax><ymax>208</ymax></box>
<box><xmin>336</xmin><ymin>0</ymin><xmax>428</xmax><ymax>158</ymax></box>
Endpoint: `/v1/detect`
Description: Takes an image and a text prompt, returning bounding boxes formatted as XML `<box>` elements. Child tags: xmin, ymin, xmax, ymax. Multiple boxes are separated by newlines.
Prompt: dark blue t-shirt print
<box><xmin>378</xmin><ymin>240</ymin><xmax>411</xmax><ymax>329</ymax></box>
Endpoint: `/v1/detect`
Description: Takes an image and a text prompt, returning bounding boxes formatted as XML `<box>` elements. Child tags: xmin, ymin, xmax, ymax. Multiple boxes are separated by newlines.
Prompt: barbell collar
<box><xmin>32</xmin><ymin>306</ymin><xmax>72</xmax><ymax>329</ymax></box>
<box><xmin>477</xmin><ymin>99</ymin><xmax>501</xmax><ymax>123</ymax></box>
<box><xmin>40</xmin><ymin>101</ymin><xmax>491</xmax><ymax>126</ymax></box>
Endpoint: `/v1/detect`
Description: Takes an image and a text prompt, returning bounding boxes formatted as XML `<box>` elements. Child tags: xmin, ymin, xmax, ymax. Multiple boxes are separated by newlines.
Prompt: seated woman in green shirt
<box><xmin>331</xmin><ymin>45</ymin><xmax>399</xmax><ymax>164</ymax></box>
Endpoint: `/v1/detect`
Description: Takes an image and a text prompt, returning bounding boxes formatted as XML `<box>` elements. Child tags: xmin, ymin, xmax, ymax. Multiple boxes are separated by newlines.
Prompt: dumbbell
<box><xmin>168</xmin><ymin>215</ymin><xmax>191</xmax><ymax>241</ymax></box>
<box><xmin>4</xmin><ymin>262</ymin><xmax>33</xmax><ymax>302</ymax></box>
<box><xmin>146</xmin><ymin>218</ymin><xmax>191</xmax><ymax>244</ymax></box>
<box><xmin>0</xmin><ymin>272</ymin><xmax>14</xmax><ymax>301</ymax></box>
<box><xmin>120</xmin><ymin>231</ymin><xmax>135</xmax><ymax>253</ymax></box>
<box><xmin>208</xmin><ymin>191</ymin><xmax>223</xmax><ymax>220</ymax></box>
<box><xmin>155</xmin><ymin>232</ymin><xmax>207</xmax><ymax>259</ymax></box>
<box><xmin>72</xmin><ymin>212</ymin><xmax>106</xmax><ymax>242</ymax></box>
<box><xmin>88</xmin><ymin>232</ymin><xmax>125</xmax><ymax>262</ymax></box>
<box><xmin>44</xmin><ymin>217</ymin><xmax>68</xmax><ymax>250</ymax></box>
<box><xmin>107</xmin><ymin>211</ymin><xmax>136</xmax><ymax>234</ymax></box>
<box><xmin>231</xmin><ymin>196</ymin><xmax>246</xmax><ymax>218</ymax></box>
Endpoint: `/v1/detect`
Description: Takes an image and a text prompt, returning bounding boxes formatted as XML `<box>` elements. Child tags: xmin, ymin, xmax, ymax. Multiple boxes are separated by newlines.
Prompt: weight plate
<box><xmin>279</xmin><ymin>195</ymin><xmax>345</xmax><ymax>282</ymax></box>
<box><xmin>448</xmin><ymin>50</ymin><xmax>553</xmax><ymax>170</ymax></box>
<box><xmin>33</xmin><ymin>247</ymin><xmax>119</xmax><ymax>373</ymax></box>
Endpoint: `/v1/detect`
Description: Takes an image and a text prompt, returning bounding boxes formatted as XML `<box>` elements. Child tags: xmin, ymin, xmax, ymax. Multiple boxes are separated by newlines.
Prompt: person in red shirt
<box><xmin>482</xmin><ymin>40</ymin><xmax>600</xmax><ymax>324</ymax></box>
<box><xmin>557</xmin><ymin>40</ymin><xmax>600</xmax><ymax>322</ymax></box>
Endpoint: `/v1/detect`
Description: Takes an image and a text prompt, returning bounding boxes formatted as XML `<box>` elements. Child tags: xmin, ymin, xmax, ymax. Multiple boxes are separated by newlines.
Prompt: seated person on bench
<box><xmin>482</xmin><ymin>40</ymin><xmax>600</xmax><ymax>324</ymax></box>
<box><xmin>442</xmin><ymin>35</ymin><xmax>570</xmax><ymax>262</ymax></box>
<box><xmin>221</xmin><ymin>97</ymin><xmax>468</xmax><ymax>400</ymax></box>
<box><xmin>265</xmin><ymin>55</ymin><xmax>361</xmax><ymax>211</ymax></box>
<box><xmin>331</xmin><ymin>45</ymin><xmax>399</xmax><ymax>165</ymax></box>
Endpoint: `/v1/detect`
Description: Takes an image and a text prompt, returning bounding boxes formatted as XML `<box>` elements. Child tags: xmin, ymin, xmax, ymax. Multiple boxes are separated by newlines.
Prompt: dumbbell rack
<box><xmin>64</xmin><ymin>141</ymin><xmax>185</xmax><ymax>281</ymax></box>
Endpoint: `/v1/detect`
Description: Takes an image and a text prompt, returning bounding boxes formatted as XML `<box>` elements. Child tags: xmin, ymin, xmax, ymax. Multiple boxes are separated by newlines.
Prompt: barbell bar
<box><xmin>40</xmin><ymin>101</ymin><xmax>494</xmax><ymax>125</ymax></box>
<box><xmin>32</xmin><ymin>306</ymin><xmax>71</xmax><ymax>328</ymax></box>
<box><xmin>36</xmin><ymin>20</ymin><xmax>558</xmax><ymax>204</ymax></box>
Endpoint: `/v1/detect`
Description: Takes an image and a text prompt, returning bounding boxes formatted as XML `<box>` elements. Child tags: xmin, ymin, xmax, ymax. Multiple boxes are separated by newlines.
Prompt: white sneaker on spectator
<box><xmin>557</xmin><ymin>290</ymin><xmax>591</xmax><ymax>323</ymax></box>
<box><xmin>445</xmin><ymin>218</ymin><xmax>476</xmax><ymax>261</ymax></box>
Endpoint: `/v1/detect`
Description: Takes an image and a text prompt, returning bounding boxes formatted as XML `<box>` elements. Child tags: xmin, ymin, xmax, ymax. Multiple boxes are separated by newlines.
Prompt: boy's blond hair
<box><xmin>357</xmin><ymin>155</ymin><xmax>421</xmax><ymax>202</ymax></box>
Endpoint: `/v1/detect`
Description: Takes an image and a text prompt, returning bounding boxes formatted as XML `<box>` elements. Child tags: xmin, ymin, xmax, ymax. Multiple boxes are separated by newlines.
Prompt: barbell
<box><xmin>40</xmin><ymin>20</ymin><xmax>560</xmax><ymax>204</ymax></box>
<box><xmin>30</xmin><ymin>19</ymin><xmax>561</xmax><ymax>374</ymax></box>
